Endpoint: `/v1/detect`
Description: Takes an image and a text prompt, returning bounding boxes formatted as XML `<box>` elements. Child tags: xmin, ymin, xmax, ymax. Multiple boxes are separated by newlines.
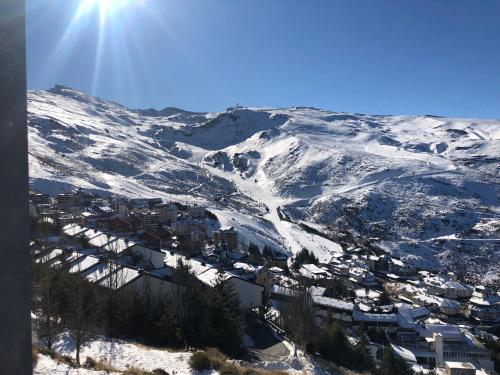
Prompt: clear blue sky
<box><xmin>26</xmin><ymin>0</ymin><xmax>500</xmax><ymax>118</ymax></box>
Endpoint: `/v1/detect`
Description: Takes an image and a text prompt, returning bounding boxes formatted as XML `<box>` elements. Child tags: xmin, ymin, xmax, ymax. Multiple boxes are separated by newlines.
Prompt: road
<box><xmin>244</xmin><ymin>314</ymin><xmax>290</xmax><ymax>362</ymax></box>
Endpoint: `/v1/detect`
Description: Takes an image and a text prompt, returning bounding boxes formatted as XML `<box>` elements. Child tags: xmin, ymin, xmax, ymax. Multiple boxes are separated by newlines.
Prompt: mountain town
<box><xmin>30</xmin><ymin>187</ymin><xmax>500</xmax><ymax>374</ymax></box>
<box><xmin>2</xmin><ymin>1</ymin><xmax>500</xmax><ymax>375</ymax></box>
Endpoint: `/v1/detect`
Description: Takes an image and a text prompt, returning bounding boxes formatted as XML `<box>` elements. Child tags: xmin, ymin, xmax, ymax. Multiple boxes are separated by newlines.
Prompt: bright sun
<box><xmin>79</xmin><ymin>0</ymin><xmax>137</xmax><ymax>23</ymax></box>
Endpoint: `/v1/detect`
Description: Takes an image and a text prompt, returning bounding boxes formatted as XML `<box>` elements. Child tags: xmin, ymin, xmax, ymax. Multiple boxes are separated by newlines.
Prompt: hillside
<box><xmin>28</xmin><ymin>85</ymin><xmax>500</xmax><ymax>284</ymax></box>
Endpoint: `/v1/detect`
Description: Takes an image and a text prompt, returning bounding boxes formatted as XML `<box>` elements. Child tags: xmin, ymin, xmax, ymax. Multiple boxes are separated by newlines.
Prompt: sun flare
<box><xmin>78</xmin><ymin>0</ymin><xmax>138</xmax><ymax>24</ymax></box>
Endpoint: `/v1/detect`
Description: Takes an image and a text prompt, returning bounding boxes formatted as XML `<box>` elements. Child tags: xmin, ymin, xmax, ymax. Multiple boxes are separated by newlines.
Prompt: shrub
<box><xmin>242</xmin><ymin>370</ymin><xmax>260</xmax><ymax>375</ymax></box>
<box><xmin>293</xmin><ymin>248</ymin><xmax>318</xmax><ymax>267</ymax></box>
<box><xmin>152</xmin><ymin>369</ymin><xmax>169</xmax><ymax>375</ymax></box>
<box><xmin>46</xmin><ymin>350</ymin><xmax>75</xmax><ymax>367</ymax></box>
<box><xmin>311</xmin><ymin>323</ymin><xmax>374</xmax><ymax>372</ymax></box>
<box><xmin>83</xmin><ymin>357</ymin><xmax>97</xmax><ymax>368</ymax></box>
<box><xmin>189</xmin><ymin>349</ymin><xmax>287</xmax><ymax>375</ymax></box>
<box><xmin>123</xmin><ymin>368</ymin><xmax>154</xmax><ymax>375</ymax></box>
<box><xmin>189</xmin><ymin>348</ymin><xmax>229</xmax><ymax>371</ymax></box>
<box><xmin>189</xmin><ymin>351</ymin><xmax>214</xmax><ymax>371</ymax></box>
<box><xmin>84</xmin><ymin>357</ymin><xmax>120</xmax><ymax>372</ymax></box>
<box><xmin>218</xmin><ymin>362</ymin><xmax>242</xmax><ymax>375</ymax></box>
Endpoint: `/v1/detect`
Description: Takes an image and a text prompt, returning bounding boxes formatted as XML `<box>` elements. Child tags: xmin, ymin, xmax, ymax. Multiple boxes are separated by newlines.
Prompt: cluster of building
<box><xmin>31</xmin><ymin>189</ymin><xmax>271</xmax><ymax>312</ymax></box>
<box><xmin>30</xmin><ymin>189</ymin><xmax>499</xmax><ymax>374</ymax></box>
<box><xmin>266</xmin><ymin>246</ymin><xmax>499</xmax><ymax>374</ymax></box>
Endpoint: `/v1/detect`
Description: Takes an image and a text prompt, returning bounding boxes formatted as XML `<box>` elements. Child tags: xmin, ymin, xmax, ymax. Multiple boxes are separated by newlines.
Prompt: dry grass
<box><xmin>37</xmin><ymin>347</ymin><xmax>77</xmax><ymax>368</ymax></box>
<box><xmin>150</xmin><ymin>370</ymin><xmax>169</xmax><ymax>375</ymax></box>
<box><xmin>84</xmin><ymin>357</ymin><xmax>121</xmax><ymax>373</ymax></box>
<box><xmin>33</xmin><ymin>346</ymin><xmax>165</xmax><ymax>375</ymax></box>
<box><xmin>84</xmin><ymin>358</ymin><xmax>159</xmax><ymax>375</ymax></box>
<box><xmin>189</xmin><ymin>349</ymin><xmax>286</xmax><ymax>375</ymax></box>
<box><xmin>122</xmin><ymin>367</ymin><xmax>155</xmax><ymax>375</ymax></box>
<box><xmin>33</xmin><ymin>346</ymin><xmax>166</xmax><ymax>375</ymax></box>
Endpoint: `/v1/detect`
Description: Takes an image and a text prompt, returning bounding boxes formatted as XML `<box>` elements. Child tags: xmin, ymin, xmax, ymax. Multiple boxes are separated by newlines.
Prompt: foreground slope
<box><xmin>28</xmin><ymin>86</ymin><xmax>500</xmax><ymax>283</ymax></box>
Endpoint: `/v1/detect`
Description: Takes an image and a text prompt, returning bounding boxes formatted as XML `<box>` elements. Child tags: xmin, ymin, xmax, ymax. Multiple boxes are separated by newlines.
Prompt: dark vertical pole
<box><xmin>0</xmin><ymin>0</ymin><xmax>31</xmax><ymax>374</ymax></box>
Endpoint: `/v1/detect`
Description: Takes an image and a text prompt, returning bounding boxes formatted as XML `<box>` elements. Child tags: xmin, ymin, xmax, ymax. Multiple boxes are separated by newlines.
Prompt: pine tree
<box><xmin>63</xmin><ymin>272</ymin><xmax>101</xmax><ymax>365</ymax></box>
<box><xmin>262</xmin><ymin>245</ymin><xmax>273</xmax><ymax>260</ymax></box>
<box><xmin>282</xmin><ymin>286</ymin><xmax>315</xmax><ymax>351</ymax></box>
<box><xmin>350</xmin><ymin>341</ymin><xmax>374</xmax><ymax>371</ymax></box>
<box><xmin>155</xmin><ymin>307</ymin><xmax>182</xmax><ymax>347</ymax></box>
<box><xmin>207</xmin><ymin>272</ymin><xmax>244</xmax><ymax>357</ymax></box>
<box><xmin>377</xmin><ymin>347</ymin><xmax>414</xmax><ymax>375</ymax></box>
<box><xmin>247</xmin><ymin>243</ymin><xmax>261</xmax><ymax>265</ymax></box>
<box><xmin>317</xmin><ymin>323</ymin><xmax>350</xmax><ymax>365</ymax></box>
<box><xmin>294</xmin><ymin>248</ymin><xmax>318</xmax><ymax>268</ymax></box>
<box><xmin>173</xmin><ymin>258</ymin><xmax>210</xmax><ymax>349</ymax></box>
<box><xmin>127</xmin><ymin>293</ymin><xmax>147</xmax><ymax>340</ymax></box>
<box><xmin>32</xmin><ymin>262</ymin><xmax>63</xmax><ymax>350</ymax></box>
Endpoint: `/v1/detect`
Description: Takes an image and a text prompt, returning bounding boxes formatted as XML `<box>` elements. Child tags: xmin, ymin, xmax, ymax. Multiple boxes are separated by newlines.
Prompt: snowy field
<box><xmin>34</xmin><ymin>332</ymin><xmax>327</xmax><ymax>375</ymax></box>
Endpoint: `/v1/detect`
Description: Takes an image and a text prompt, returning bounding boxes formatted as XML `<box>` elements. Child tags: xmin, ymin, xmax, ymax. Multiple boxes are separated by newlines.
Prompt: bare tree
<box><xmin>64</xmin><ymin>263</ymin><xmax>101</xmax><ymax>365</ymax></box>
<box><xmin>32</xmin><ymin>261</ymin><xmax>63</xmax><ymax>350</ymax></box>
<box><xmin>281</xmin><ymin>286</ymin><xmax>316</xmax><ymax>351</ymax></box>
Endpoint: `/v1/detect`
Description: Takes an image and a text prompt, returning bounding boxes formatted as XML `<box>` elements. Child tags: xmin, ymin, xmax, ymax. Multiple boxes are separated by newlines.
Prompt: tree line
<box><xmin>32</xmin><ymin>256</ymin><xmax>245</xmax><ymax>365</ymax></box>
<box><xmin>278</xmin><ymin>287</ymin><xmax>415</xmax><ymax>375</ymax></box>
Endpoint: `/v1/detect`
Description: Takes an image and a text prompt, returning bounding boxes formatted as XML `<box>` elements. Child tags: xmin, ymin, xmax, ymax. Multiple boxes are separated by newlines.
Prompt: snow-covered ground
<box><xmin>34</xmin><ymin>332</ymin><xmax>326</xmax><ymax>375</ymax></box>
<box><xmin>28</xmin><ymin>85</ymin><xmax>500</xmax><ymax>284</ymax></box>
<box><xmin>35</xmin><ymin>354</ymin><xmax>120</xmax><ymax>375</ymax></box>
<box><xmin>255</xmin><ymin>350</ymin><xmax>330</xmax><ymax>375</ymax></box>
<box><xmin>49</xmin><ymin>332</ymin><xmax>195</xmax><ymax>374</ymax></box>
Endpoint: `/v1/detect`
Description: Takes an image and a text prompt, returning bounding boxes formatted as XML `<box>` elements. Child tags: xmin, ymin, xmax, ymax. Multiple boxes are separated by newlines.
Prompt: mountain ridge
<box><xmin>28</xmin><ymin>86</ymin><xmax>500</xmax><ymax>285</ymax></box>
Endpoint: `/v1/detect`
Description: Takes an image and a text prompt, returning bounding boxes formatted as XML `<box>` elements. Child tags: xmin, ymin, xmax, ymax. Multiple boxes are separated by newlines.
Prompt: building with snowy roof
<box><xmin>349</xmin><ymin>266</ymin><xmax>378</xmax><ymax>287</ymax></box>
<box><xmin>127</xmin><ymin>244</ymin><xmax>165</xmax><ymax>269</ymax></box>
<box><xmin>57</xmin><ymin>192</ymin><xmax>75</xmax><ymax>212</ymax></box>
<box><xmin>331</xmin><ymin>262</ymin><xmax>350</xmax><ymax>277</ymax></box>
<box><xmin>34</xmin><ymin>248</ymin><xmax>65</xmax><ymax>265</ymax></box>
<box><xmin>444</xmin><ymin>361</ymin><xmax>477</xmax><ymax>375</ymax></box>
<box><xmin>468</xmin><ymin>286</ymin><xmax>500</xmax><ymax>322</ymax></box>
<box><xmin>270</xmin><ymin>285</ymin><xmax>296</xmax><ymax>302</ymax></box>
<box><xmin>101</xmin><ymin>237</ymin><xmax>135</xmax><ymax>255</ymax></box>
<box><xmin>313</xmin><ymin>295</ymin><xmax>355</xmax><ymax>323</ymax></box>
<box><xmin>390</xmin><ymin>324</ymin><xmax>493</xmax><ymax>372</ymax></box>
<box><xmin>353</xmin><ymin>310</ymin><xmax>399</xmax><ymax>327</ymax></box>
<box><xmin>67</xmin><ymin>254</ymin><xmax>101</xmax><ymax>274</ymax></box>
<box><xmin>164</xmin><ymin>252</ymin><xmax>263</xmax><ymax>309</ymax></box>
<box><xmin>88</xmin><ymin>233</ymin><xmax>116</xmax><ymax>248</ymax></box>
<box><xmin>62</xmin><ymin>223</ymin><xmax>89</xmax><ymax>238</ymax></box>
<box><xmin>213</xmin><ymin>226</ymin><xmax>238</xmax><ymax>250</ymax></box>
<box><xmin>299</xmin><ymin>263</ymin><xmax>330</xmax><ymax>280</ymax></box>
<box><xmin>439</xmin><ymin>298</ymin><xmax>461</xmax><ymax>316</ymax></box>
<box><xmin>155</xmin><ymin>203</ymin><xmax>177</xmax><ymax>224</ymax></box>
<box><xmin>424</xmin><ymin>274</ymin><xmax>473</xmax><ymax>299</ymax></box>
<box><xmin>388</xmin><ymin>258</ymin><xmax>417</xmax><ymax>277</ymax></box>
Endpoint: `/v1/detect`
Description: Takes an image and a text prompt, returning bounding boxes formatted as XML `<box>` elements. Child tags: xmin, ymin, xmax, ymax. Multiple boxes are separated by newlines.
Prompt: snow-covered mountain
<box><xmin>28</xmin><ymin>85</ymin><xmax>500</xmax><ymax>284</ymax></box>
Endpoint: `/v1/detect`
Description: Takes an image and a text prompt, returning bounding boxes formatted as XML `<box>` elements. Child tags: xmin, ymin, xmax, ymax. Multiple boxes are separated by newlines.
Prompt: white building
<box><xmin>424</xmin><ymin>274</ymin><xmax>473</xmax><ymax>299</ymax></box>
<box><xmin>164</xmin><ymin>252</ymin><xmax>264</xmax><ymax>310</ymax></box>
<box><xmin>469</xmin><ymin>286</ymin><xmax>500</xmax><ymax>322</ymax></box>
<box><xmin>313</xmin><ymin>295</ymin><xmax>354</xmax><ymax>323</ymax></box>
<box><xmin>392</xmin><ymin>324</ymin><xmax>494</xmax><ymax>372</ymax></box>
<box><xmin>439</xmin><ymin>298</ymin><xmax>461</xmax><ymax>316</ymax></box>
<box><xmin>299</xmin><ymin>264</ymin><xmax>330</xmax><ymax>280</ymax></box>
<box><xmin>444</xmin><ymin>361</ymin><xmax>477</xmax><ymax>375</ymax></box>
<box><xmin>156</xmin><ymin>203</ymin><xmax>178</xmax><ymax>224</ymax></box>
<box><xmin>117</xmin><ymin>202</ymin><xmax>130</xmax><ymax>217</ymax></box>
<box><xmin>130</xmin><ymin>244</ymin><xmax>165</xmax><ymax>269</ymax></box>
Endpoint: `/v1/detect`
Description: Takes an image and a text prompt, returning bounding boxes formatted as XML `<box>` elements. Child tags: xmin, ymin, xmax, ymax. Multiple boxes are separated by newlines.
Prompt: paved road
<box><xmin>244</xmin><ymin>314</ymin><xmax>290</xmax><ymax>362</ymax></box>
